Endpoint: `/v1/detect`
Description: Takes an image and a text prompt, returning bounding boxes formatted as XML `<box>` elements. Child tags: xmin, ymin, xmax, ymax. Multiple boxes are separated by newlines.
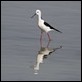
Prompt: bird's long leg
<box><xmin>40</xmin><ymin>31</ymin><xmax>43</xmax><ymax>41</ymax></box>
<box><xmin>47</xmin><ymin>33</ymin><xmax>51</xmax><ymax>41</ymax></box>
<box><xmin>40</xmin><ymin>31</ymin><xmax>43</xmax><ymax>47</ymax></box>
<box><xmin>47</xmin><ymin>40</ymin><xmax>51</xmax><ymax>48</ymax></box>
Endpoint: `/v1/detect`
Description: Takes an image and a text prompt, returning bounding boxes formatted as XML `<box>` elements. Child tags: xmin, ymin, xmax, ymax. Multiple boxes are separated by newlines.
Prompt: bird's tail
<box><xmin>53</xmin><ymin>28</ymin><xmax>62</xmax><ymax>33</ymax></box>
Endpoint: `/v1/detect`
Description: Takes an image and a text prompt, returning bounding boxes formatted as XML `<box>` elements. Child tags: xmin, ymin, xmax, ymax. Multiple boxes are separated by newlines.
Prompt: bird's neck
<box><xmin>38</xmin><ymin>14</ymin><xmax>42</xmax><ymax>21</ymax></box>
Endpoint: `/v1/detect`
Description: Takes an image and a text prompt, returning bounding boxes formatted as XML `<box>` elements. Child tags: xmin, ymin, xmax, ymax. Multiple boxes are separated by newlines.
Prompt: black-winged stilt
<box><xmin>31</xmin><ymin>9</ymin><xmax>62</xmax><ymax>41</ymax></box>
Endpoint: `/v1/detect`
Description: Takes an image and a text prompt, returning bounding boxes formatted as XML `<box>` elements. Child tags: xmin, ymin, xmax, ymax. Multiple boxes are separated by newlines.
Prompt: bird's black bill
<box><xmin>31</xmin><ymin>13</ymin><xmax>36</xmax><ymax>18</ymax></box>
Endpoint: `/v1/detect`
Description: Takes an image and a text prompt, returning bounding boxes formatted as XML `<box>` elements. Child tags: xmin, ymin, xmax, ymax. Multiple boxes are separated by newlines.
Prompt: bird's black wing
<box><xmin>44</xmin><ymin>22</ymin><xmax>62</xmax><ymax>33</ymax></box>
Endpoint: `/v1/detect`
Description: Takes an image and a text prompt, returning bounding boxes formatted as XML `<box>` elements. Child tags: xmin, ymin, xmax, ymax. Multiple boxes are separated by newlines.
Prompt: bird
<box><xmin>31</xmin><ymin>9</ymin><xmax>62</xmax><ymax>41</ymax></box>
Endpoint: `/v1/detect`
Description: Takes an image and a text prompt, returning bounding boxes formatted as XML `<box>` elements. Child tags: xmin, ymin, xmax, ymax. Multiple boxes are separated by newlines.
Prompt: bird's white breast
<box><xmin>38</xmin><ymin>20</ymin><xmax>53</xmax><ymax>32</ymax></box>
<box><xmin>38</xmin><ymin>20</ymin><xmax>44</xmax><ymax>29</ymax></box>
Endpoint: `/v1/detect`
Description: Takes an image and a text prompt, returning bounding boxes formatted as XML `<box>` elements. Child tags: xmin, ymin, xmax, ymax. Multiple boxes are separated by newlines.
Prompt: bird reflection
<box><xmin>33</xmin><ymin>41</ymin><xmax>62</xmax><ymax>74</ymax></box>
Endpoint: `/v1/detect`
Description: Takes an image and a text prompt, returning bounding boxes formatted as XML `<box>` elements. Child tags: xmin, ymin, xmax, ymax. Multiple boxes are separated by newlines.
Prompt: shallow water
<box><xmin>1</xmin><ymin>1</ymin><xmax>81</xmax><ymax>81</ymax></box>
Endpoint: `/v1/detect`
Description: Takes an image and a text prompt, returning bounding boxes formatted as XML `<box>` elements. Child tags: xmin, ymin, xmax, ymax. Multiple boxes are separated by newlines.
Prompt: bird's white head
<box><xmin>36</xmin><ymin>10</ymin><xmax>41</xmax><ymax>16</ymax></box>
<box><xmin>31</xmin><ymin>9</ymin><xmax>41</xmax><ymax>18</ymax></box>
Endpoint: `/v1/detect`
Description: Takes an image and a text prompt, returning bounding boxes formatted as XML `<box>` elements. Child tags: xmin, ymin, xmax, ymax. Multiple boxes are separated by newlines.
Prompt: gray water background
<box><xmin>1</xmin><ymin>1</ymin><xmax>81</xmax><ymax>81</ymax></box>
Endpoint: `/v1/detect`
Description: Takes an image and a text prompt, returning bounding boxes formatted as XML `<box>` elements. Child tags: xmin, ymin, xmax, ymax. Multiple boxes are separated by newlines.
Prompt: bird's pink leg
<box><xmin>47</xmin><ymin>40</ymin><xmax>51</xmax><ymax>48</ymax></box>
<box><xmin>47</xmin><ymin>33</ymin><xmax>51</xmax><ymax>41</ymax></box>
<box><xmin>40</xmin><ymin>31</ymin><xmax>43</xmax><ymax>47</ymax></box>
<box><xmin>40</xmin><ymin>31</ymin><xmax>43</xmax><ymax>41</ymax></box>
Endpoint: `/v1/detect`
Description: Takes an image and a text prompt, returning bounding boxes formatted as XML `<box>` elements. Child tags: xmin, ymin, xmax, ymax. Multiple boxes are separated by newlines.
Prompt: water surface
<box><xmin>1</xmin><ymin>1</ymin><xmax>81</xmax><ymax>81</ymax></box>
